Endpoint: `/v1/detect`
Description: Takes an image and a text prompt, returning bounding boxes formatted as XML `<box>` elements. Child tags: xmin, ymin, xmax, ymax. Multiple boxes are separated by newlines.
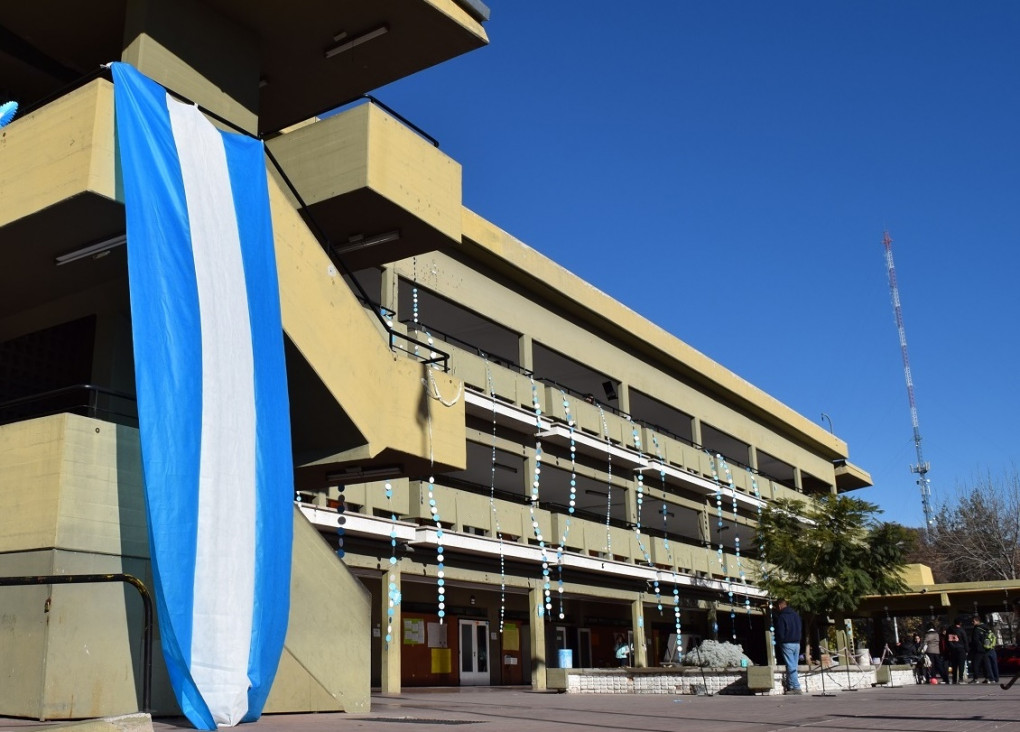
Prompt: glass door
<box><xmin>459</xmin><ymin>619</ymin><xmax>490</xmax><ymax>685</ymax></box>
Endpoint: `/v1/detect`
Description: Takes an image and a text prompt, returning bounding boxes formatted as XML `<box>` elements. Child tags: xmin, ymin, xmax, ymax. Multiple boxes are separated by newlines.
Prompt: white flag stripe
<box><xmin>167</xmin><ymin>97</ymin><xmax>257</xmax><ymax>726</ymax></box>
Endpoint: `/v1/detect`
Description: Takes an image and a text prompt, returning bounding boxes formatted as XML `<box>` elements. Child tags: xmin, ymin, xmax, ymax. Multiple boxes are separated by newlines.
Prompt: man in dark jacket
<box><xmin>946</xmin><ymin>618</ymin><xmax>969</xmax><ymax>684</ymax></box>
<box><xmin>970</xmin><ymin>615</ymin><xmax>997</xmax><ymax>683</ymax></box>
<box><xmin>774</xmin><ymin>599</ymin><xmax>803</xmax><ymax>694</ymax></box>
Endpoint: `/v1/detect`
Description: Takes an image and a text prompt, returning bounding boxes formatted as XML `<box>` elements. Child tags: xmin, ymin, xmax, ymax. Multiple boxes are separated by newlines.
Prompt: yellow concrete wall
<box><xmin>268</xmin><ymin>167</ymin><xmax>466</xmax><ymax>472</ymax></box>
<box><xmin>0</xmin><ymin>81</ymin><xmax>116</xmax><ymax>229</ymax></box>
<box><xmin>122</xmin><ymin>0</ymin><xmax>259</xmax><ymax>134</ymax></box>
<box><xmin>265</xmin><ymin>508</ymin><xmax>372</xmax><ymax>714</ymax></box>
<box><xmin>0</xmin><ymin>416</ymin><xmax>371</xmax><ymax>717</ymax></box>
<box><xmin>449</xmin><ymin>209</ymin><xmax>849</xmax><ymax>476</ymax></box>
<box><xmin>365</xmin><ymin>105</ymin><xmax>462</xmax><ymax>243</ymax></box>
<box><xmin>266</xmin><ymin>104</ymin><xmax>462</xmax><ymax>243</ymax></box>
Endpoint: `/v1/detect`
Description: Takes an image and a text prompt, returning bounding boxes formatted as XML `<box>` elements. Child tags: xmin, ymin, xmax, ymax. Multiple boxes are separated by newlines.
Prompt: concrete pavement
<box><xmin>2</xmin><ymin>683</ymin><xmax>1018</xmax><ymax>732</ymax></box>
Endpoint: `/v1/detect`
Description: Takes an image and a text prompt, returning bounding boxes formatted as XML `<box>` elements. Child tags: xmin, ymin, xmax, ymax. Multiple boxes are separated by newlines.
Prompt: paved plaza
<box><xmin>2</xmin><ymin>683</ymin><xmax>1018</xmax><ymax>732</ymax></box>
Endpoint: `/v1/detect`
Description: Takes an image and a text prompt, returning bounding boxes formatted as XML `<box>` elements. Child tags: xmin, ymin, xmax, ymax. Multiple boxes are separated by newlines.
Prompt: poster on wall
<box><xmin>503</xmin><ymin>622</ymin><xmax>520</xmax><ymax>652</ymax></box>
<box><xmin>427</xmin><ymin>622</ymin><xmax>449</xmax><ymax>648</ymax></box>
<box><xmin>431</xmin><ymin>648</ymin><xmax>452</xmax><ymax>673</ymax></box>
<box><xmin>403</xmin><ymin>618</ymin><xmax>425</xmax><ymax>645</ymax></box>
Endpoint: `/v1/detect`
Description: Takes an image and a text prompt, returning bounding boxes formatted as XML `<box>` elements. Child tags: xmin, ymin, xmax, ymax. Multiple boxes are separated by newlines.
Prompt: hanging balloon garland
<box><xmin>596</xmin><ymin>405</ymin><xmax>614</xmax><ymax>555</ymax></box>
<box><xmin>719</xmin><ymin>456</ymin><xmax>741</xmax><ymax>640</ymax></box>
<box><xmin>486</xmin><ymin>362</ymin><xmax>508</xmax><ymax>632</ymax></box>
<box><xmin>706</xmin><ymin>452</ymin><xmax>732</xmax><ymax>640</ymax></box>
<box><xmin>529</xmin><ymin>377</ymin><xmax>552</xmax><ymax>618</ymax></box>
<box><xmin>384</xmin><ymin>480</ymin><xmax>401</xmax><ymax>646</ymax></box>
<box><xmin>749</xmin><ymin>468</ymin><xmax>774</xmax><ymax>656</ymax></box>
<box><xmin>651</xmin><ymin>434</ymin><xmax>682</xmax><ymax>650</ymax></box>
<box><xmin>629</xmin><ymin>421</ymin><xmax>654</xmax><ymax>639</ymax></box>
<box><xmin>555</xmin><ymin>390</ymin><xmax>577</xmax><ymax>621</ymax></box>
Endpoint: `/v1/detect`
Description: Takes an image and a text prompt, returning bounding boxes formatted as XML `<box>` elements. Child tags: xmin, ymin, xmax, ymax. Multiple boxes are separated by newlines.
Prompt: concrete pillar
<box><xmin>625</xmin><ymin>475</ymin><xmax>639</xmax><ymax>528</ymax></box>
<box><xmin>708</xmin><ymin>602</ymin><xmax>719</xmax><ymax>640</ymax></box>
<box><xmin>631</xmin><ymin>597</ymin><xmax>648</xmax><ymax>667</ymax></box>
<box><xmin>380</xmin><ymin>568</ymin><xmax>401</xmax><ymax>694</ymax></box>
<box><xmin>617</xmin><ymin>382</ymin><xmax>630</xmax><ymax>414</ymax></box>
<box><xmin>121</xmin><ymin>0</ymin><xmax>260</xmax><ymax>133</ymax></box>
<box><xmin>519</xmin><ymin>334</ymin><xmax>533</xmax><ymax>372</ymax></box>
<box><xmin>529</xmin><ymin>586</ymin><xmax>547</xmax><ymax>690</ymax></box>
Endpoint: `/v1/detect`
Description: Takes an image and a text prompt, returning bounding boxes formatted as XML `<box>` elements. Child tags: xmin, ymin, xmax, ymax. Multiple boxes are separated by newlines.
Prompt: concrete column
<box><xmin>519</xmin><ymin>334</ymin><xmax>533</xmax><ymax>372</ymax></box>
<box><xmin>631</xmin><ymin>597</ymin><xmax>648</xmax><ymax>667</ymax></box>
<box><xmin>691</xmin><ymin>418</ymin><xmax>703</xmax><ymax>448</ymax></box>
<box><xmin>122</xmin><ymin>0</ymin><xmax>260</xmax><ymax>133</ymax></box>
<box><xmin>380</xmin><ymin>568</ymin><xmax>401</xmax><ymax>694</ymax></box>
<box><xmin>625</xmin><ymin>475</ymin><xmax>638</xmax><ymax>528</ymax></box>
<box><xmin>708</xmin><ymin>602</ymin><xmax>719</xmax><ymax>640</ymax></box>
<box><xmin>529</xmin><ymin>586</ymin><xmax>547</xmax><ymax>690</ymax></box>
<box><xmin>616</xmin><ymin>382</ymin><xmax>630</xmax><ymax>414</ymax></box>
<box><xmin>765</xmin><ymin>629</ymin><xmax>776</xmax><ymax>667</ymax></box>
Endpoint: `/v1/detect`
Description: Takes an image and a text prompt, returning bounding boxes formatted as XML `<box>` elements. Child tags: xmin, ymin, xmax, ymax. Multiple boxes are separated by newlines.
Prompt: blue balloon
<box><xmin>0</xmin><ymin>101</ymin><xmax>17</xmax><ymax>128</ymax></box>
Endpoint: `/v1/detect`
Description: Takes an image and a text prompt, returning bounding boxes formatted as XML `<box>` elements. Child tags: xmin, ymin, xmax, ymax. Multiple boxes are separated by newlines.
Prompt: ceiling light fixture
<box><xmin>325</xmin><ymin>25</ymin><xmax>389</xmax><ymax>59</ymax></box>
<box><xmin>55</xmin><ymin>234</ymin><xmax>127</xmax><ymax>266</ymax></box>
<box><xmin>332</xmin><ymin>229</ymin><xmax>400</xmax><ymax>256</ymax></box>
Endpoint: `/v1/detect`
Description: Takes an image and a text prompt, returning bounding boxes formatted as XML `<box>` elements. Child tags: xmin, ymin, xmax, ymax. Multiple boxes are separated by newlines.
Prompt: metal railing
<box><xmin>0</xmin><ymin>573</ymin><xmax>153</xmax><ymax>711</ymax></box>
<box><xmin>0</xmin><ymin>384</ymin><xmax>137</xmax><ymax>428</ymax></box>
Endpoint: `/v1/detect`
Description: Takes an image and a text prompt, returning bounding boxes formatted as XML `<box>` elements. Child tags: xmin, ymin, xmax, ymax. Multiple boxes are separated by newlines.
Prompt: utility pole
<box><xmin>882</xmin><ymin>231</ymin><xmax>933</xmax><ymax>534</ymax></box>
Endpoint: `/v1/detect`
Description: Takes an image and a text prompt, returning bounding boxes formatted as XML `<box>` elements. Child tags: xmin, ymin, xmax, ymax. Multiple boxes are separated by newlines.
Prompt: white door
<box><xmin>459</xmin><ymin>619</ymin><xmax>490</xmax><ymax>685</ymax></box>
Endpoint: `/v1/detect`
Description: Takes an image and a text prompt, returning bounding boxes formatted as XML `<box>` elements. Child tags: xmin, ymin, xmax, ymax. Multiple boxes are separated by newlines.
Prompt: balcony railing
<box><xmin>0</xmin><ymin>384</ymin><xmax>137</xmax><ymax>428</ymax></box>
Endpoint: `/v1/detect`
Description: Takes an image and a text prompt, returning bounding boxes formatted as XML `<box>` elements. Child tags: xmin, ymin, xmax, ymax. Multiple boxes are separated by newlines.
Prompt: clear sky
<box><xmin>377</xmin><ymin>2</ymin><xmax>1020</xmax><ymax>528</ymax></box>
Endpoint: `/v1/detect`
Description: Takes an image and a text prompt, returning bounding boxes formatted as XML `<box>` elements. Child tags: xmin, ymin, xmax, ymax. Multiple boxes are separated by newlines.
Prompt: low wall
<box><xmin>547</xmin><ymin>665</ymin><xmax>917</xmax><ymax>696</ymax></box>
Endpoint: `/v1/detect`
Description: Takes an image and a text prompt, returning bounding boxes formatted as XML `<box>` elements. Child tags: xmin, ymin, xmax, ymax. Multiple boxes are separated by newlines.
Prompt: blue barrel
<box><xmin>558</xmin><ymin>648</ymin><xmax>573</xmax><ymax>668</ymax></box>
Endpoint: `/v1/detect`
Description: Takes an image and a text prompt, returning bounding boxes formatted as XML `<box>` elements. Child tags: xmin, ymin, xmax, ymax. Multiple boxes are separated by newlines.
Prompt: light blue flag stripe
<box><xmin>112</xmin><ymin>62</ymin><xmax>292</xmax><ymax>730</ymax></box>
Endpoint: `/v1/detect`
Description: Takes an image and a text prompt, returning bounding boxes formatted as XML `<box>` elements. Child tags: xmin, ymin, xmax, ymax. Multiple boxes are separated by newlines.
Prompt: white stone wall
<box><xmin>561</xmin><ymin>665</ymin><xmax>916</xmax><ymax>696</ymax></box>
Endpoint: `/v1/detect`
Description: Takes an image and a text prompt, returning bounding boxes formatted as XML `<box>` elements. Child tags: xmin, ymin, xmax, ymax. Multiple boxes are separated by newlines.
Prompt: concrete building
<box><xmin>0</xmin><ymin>0</ymin><xmax>871</xmax><ymax>720</ymax></box>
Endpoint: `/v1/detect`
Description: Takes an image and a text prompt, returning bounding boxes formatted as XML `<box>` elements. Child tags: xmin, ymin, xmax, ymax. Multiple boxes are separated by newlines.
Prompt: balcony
<box><xmin>2</xmin><ymin>1</ymin><xmax>489</xmax><ymax>136</ymax></box>
<box><xmin>266</xmin><ymin>100</ymin><xmax>463</xmax><ymax>271</ymax></box>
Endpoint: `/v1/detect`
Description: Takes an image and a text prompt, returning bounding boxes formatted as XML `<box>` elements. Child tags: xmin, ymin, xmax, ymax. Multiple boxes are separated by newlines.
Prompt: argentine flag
<box><xmin>112</xmin><ymin>63</ymin><xmax>293</xmax><ymax>729</ymax></box>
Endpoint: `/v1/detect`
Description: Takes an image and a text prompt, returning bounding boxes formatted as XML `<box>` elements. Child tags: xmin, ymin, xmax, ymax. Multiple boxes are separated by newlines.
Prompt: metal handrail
<box><xmin>400</xmin><ymin>318</ymin><xmax>526</xmax><ymax>374</ymax></box>
<box><xmin>0</xmin><ymin>573</ymin><xmax>153</xmax><ymax>711</ymax></box>
<box><xmin>0</xmin><ymin>384</ymin><xmax>137</xmax><ymax>427</ymax></box>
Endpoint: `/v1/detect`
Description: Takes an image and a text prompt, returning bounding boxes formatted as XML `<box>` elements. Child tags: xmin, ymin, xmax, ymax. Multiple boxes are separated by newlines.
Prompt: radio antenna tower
<box><xmin>882</xmin><ymin>231</ymin><xmax>933</xmax><ymax>534</ymax></box>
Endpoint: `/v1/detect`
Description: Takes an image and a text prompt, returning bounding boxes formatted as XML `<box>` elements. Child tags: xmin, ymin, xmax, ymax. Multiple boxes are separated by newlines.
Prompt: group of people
<box><xmin>899</xmin><ymin>615</ymin><xmax>1000</xmax><ymax>685</ymax></box>
<box><xmin>774</xmin><ymin>599</ymin><xmax>1005</xmax><ymax>694</ymax></box>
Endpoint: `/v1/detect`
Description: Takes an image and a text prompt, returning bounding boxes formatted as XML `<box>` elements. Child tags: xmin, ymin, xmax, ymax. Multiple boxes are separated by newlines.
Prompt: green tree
<box><xmin>755</xmin><ymin>494</ymin><xmax>914</xmax><ymax>654</ymax></box>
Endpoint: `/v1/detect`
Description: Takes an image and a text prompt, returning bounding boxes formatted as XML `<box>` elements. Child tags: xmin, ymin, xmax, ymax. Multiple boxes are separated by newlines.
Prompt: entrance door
<box><xmin>577</xmin><ymin>628</ymin><xmax>592</xmax><ymax>668</ymax></box>
<box><xmin>459</xmin><ymin>619</ymin><xmax>490</xmax><ymax>685</ymax></box>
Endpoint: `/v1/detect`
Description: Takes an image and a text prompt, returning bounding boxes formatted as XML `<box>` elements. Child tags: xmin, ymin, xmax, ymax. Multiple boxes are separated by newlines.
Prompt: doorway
<box><xmin>577</xmin><ymin>628</ymin><xmax>592</xmax><ymax>667</ymax></box>
<box><xmin>459</xmin><ymin>619</ymin><xmax>490</xmax><ymax>685</ymax></box>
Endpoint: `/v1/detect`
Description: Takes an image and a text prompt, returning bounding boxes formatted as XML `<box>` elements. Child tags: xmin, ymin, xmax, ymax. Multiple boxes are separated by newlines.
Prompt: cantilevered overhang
<box><xmin>0</xmin><ymin>81</ymin><xmax>125</xmax><ymax>320</ymax></box>
<box><xmin>834</xmin><ymin>459</ymin><xmax>872</xmax><ymax>492</ymax></box>
<box><xmin>1</xmin><ymin>0</ymin><xmax>488</xmax><ymax>136</ymax></box>
<box><xmin>266</xmin><ymin>102</ymin><xmax>463</xmax><ymax>270</ymax></box>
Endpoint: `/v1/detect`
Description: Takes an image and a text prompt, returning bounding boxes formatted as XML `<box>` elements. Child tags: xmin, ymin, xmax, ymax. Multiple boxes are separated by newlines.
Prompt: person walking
<box><xmin>774</xmin><ymin>599</ymin><xmax>804</xmax><ymax>694</ymax></box>
<box><xmin>970</xmin><ymin>615</ymin><xmax>996</xmax><ymax>683</ymax></box>
<box><xmin>946</xmin><ymin>618</ymin><xmax>969</xmax><ymax>684</ymax></box>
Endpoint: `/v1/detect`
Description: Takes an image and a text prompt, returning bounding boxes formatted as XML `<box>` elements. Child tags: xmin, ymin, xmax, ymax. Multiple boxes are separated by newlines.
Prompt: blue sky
<box><xmin>378</xmin><ymin>2</ymin><xmax>1019</xmax><ymax>528</ymax></box>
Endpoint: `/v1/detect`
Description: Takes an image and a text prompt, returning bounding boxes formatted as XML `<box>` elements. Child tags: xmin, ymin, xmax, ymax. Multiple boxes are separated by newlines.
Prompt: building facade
<box><xmin>0</xmin><ymin>0</ymin><xmax>870</xmax><ymax>719</ymax></box>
